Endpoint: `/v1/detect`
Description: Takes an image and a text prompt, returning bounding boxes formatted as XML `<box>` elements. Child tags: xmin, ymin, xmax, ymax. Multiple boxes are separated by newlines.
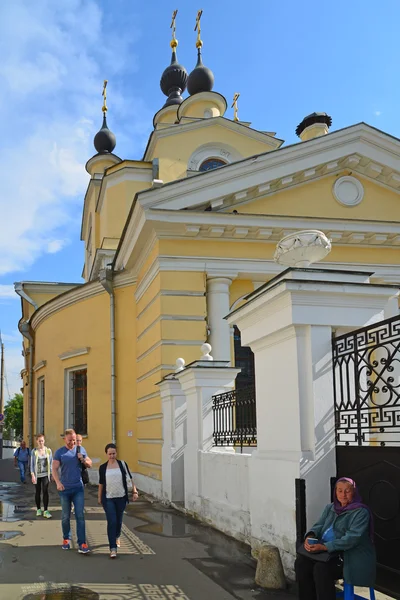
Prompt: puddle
<box><xmin>22</xmin><ymin>586</ymin><xmax>99</xmax><ymax>600</ymax></box>
<box><xmin>130</xmin><ymin>508</ymin><xmax>192</xmax><ymax>537</ymax></box>
<box><xmin>0</xmin><ymin>500</ymin><xmax>27</xmax><ymax>521</ymax></box>
<box><xmin>0</xmin><ymin>530</ymin><xmax>22</xmax><ymax>540</ymax></box>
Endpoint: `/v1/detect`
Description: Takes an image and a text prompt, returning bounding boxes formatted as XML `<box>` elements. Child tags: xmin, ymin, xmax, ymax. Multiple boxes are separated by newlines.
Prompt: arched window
<box><xmin>199</xmin><ymin>158</ymin><xmax>226</xmax><ymax>172</ymax></box>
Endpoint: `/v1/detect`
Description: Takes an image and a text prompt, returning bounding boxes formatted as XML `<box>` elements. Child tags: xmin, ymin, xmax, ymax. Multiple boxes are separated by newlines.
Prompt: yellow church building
<box><xmin>16</xmin><ymin>20</ymin><xmax>400</xmax><ymax>493</ymax></box>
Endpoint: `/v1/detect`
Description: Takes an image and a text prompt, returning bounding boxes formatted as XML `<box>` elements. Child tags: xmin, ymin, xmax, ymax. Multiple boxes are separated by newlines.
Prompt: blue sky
<box><xmin>0</xmin><ymin>0</ymin><xmax>399</xmax><ymax>398</ymax></box>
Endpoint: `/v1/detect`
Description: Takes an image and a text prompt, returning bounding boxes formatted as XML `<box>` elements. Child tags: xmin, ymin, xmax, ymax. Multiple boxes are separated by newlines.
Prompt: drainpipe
<box><xmin>19</xmin><ymin>321</ymin><xmax>34</xmax><ymax>448</ymax></box>
<box><xmin>15</xmin><ymin>283</ymin><xmax>38</xmax><ymax>448</ymax></box>
<box><xmin>14</xmin><ymin>283</ymin><xmax>39</xmax><ymax>311</ymax></box>
<box><xmin>99</xmin><ymin>267</ymin><xmax>116</xmax><ymax>444</ymax></box>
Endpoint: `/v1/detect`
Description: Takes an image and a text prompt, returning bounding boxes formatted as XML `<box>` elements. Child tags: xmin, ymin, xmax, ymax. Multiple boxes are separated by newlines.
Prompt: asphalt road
<box><xmin>0</xmin><ymin>458</ymin><xmax>296</xmax><ymax>600</ymax></box>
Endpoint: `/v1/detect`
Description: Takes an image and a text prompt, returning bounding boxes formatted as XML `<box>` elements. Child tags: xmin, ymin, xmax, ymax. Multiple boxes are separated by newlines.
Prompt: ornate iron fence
<box><xmin>212</xmin><ymin>386</ymin><xmax>257</xmax><ymax>451</ymax></box>
<box><xmin>332</xmin><ymin>314</ymin><xmax>400</xmax><ymax>447</ymax></box>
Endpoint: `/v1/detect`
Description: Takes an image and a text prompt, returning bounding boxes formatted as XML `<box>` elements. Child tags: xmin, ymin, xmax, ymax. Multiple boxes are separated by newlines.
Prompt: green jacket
<box><xmin>308</xmin><ymin>503</ymin><xmax>376</xmax><ymax>587</ymax></box>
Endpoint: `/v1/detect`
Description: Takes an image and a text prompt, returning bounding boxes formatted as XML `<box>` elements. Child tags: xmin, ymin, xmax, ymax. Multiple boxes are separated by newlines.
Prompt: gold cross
<box><xmin>195</xmin><ymin>9</ymin><xmax>203</xmax><ymax>48</ymax></box>
<box><xmin>102</xmin><ymin>80</ymin><xmax>108</xmax><ymax>113</ymax></box>
<box><xmin>231</xmin><ymin>92</ymin><xmax>240</xmax><ymax>122</ymax></box>
<box><xmin>170</xmin><ymin>9</ymin><xmax>178</xmax><ymax>47</ymax></box>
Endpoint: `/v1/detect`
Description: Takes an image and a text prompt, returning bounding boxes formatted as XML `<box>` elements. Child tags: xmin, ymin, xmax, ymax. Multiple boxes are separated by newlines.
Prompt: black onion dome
<box><xmin>94</xmin><ymin>114</ymin><xmax>116</xmax><ymax>154</ymax></box>
<box><xmin>160</xmin><ymin>49</ymin><xmax>188</xmax><ymax>107</ymax></box>
<box><xmin>187</xmin><ymin>48</ymin><xmax>214</xmax><ymax>95</ymax></box>
<box><xmin>296</xmin><ymin>112</ymin><xmax>332</xmax><ymax>137</ymax></box>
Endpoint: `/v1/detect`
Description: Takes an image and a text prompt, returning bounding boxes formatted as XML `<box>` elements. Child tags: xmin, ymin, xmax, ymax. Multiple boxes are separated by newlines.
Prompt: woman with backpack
<box><xmin>31</xmin><ymin>433</ymin><xmax>53</xmax><ymax>518</ymax></box>
<box><xmin>98</xmin><ymin>443</ymin><xmax>139</xmax><ymax>558</ymax></box>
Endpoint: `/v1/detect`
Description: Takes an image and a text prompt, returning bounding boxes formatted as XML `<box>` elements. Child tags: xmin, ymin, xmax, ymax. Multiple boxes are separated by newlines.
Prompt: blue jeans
<box><xmin>103</xmin><ymin>497</ymin><xmax>126</xmax><ymax>550</ymax></box>
<box><xmin>17</xmin><ymin>460</ymin><xmax>28</xmax><ymax>482</ymax></box>
<box><xmin>59</xmin><ymin>486</ymin><xmax>86</xmax><ymax>546</ymax></box>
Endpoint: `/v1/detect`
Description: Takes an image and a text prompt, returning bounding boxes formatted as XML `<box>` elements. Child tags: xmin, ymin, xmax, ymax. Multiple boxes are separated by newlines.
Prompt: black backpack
<box><xmin>76</xmin><ymin>446</ymin><xmax>89</xmax><ymax>485</ymax></box>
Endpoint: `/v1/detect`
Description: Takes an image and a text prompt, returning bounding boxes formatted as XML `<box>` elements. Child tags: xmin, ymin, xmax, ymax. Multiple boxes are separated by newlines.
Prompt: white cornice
<box><xmin>134</xmin><ymin>254</ymin><xmax>400</xmax><ymax>304</ymax></box>
<box><xmin>20</xmin><ymin>282</ymin><xmax>81</xmax><ymax>295</ymax></box>
<box><xmin>113</xmin><ymin>271</ymin><xmax>137</xmax><ymax>289</ymax></box>
<box><xmin>89</xmin><ymin>248</ymin><xmax>116</xmax><ymax>281</ymax></box>
<box><xmin>33</xmin><ymin>360</ymin><xmax>46</xmax><ymax>372</ymax></box>
<box><xmin>115</xmin><ymin>197</ymin><xmax>400</xmax><ymax>275</ymax></box>
<box><xmin>137</xmin><ymin>124</ymin><xmax>400</xmax><ymax>212</ymax></box>
<box><xmin>59</xmin><ymin>347</ymin><xmax>90</xmax><ymax>361</ymax></box>
<box><xmin>31</xmin><ymin>282</ymin><xmax>104</xmax><ymax>330</ymax></box>
<box><xmin>96</xmin><ymin>165</ymin><xmax>153</xmax><ymax>214</ymax></box>
<box><xmin>143</xmin><ymin>115</ymin><xmax>282</xmax><ymax>161</ymax></box>
<box><xmin>144</xmin><ymin>207</ymin><xmax>400</xmax><ymax>238</ymax></box>
<box><xmin>81</xmin><ymin>179</ymin><xmax>101</xmax><ymax>241</ymax></box>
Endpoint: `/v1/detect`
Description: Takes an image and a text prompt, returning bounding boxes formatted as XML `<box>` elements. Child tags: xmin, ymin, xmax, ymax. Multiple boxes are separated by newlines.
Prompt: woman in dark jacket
<box><xmin>98</xmin><ymin>443</ymin><xmax>139</xmax><ymax>558</ymax></box>
<box><xmin>295</xmin><ymin>477</ymin><xmax>375</xmax><ymax>600</ymax></box>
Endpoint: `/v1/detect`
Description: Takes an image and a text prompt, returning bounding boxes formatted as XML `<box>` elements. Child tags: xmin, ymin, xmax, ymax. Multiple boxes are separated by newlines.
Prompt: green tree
<box><xmin>4</xmin><ymin>393</ymin><xmax>23</xmax><ymax>439</ymax></box>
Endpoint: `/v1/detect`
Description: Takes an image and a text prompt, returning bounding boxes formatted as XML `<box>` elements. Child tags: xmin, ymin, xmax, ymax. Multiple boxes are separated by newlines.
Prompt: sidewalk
<box><xmin>0</xmin><ymin>458</ymin><xmax>295</xmax><ymax>600</ymax></box>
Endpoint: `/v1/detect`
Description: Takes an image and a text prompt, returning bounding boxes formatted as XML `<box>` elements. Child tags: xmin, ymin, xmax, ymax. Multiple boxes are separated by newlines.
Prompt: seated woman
<box><xmin>295</xmin><ymin>477</ymin><xmax>376</xmax><ymax>600</ymax></box>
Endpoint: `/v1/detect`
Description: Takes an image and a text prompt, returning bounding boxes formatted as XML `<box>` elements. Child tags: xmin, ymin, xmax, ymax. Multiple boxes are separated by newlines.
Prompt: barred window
<box><xmin>37</xmin><ymin>377</ymin><xmax>45</xmax><ymax>434</ymax></box>
<box><xmin>66</xmin><ymin>367</ymin><xmax>88</xmax><ymax>435</ymax></box>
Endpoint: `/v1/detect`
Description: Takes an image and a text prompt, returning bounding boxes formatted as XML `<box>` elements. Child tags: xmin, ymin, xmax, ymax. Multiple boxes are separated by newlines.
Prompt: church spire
<box><xmin>160</xmin><ymin>10</ymin><xmax>188</xmax><ymax>108</ymax></box>
<box><xmin>93</xmin><ymin>80</ymin><xmax>116</xmax><ymax>154</ymax></box>
<box><xmin>187</xmin><ymin>10</ymin><xmax>214</xmax><ymax>96</ymax></box>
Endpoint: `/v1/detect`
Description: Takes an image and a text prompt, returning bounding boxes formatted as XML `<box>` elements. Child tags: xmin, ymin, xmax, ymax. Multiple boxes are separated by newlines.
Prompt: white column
<box><xmin>158</xmin><ymin>375</ymin><xmax>186</xmax><ymax>503</ymax></box>
<box><xmin>227</xmin><ymin>268</ymin><xmax>399</xmax><ymax>573</ymax></box>
<box><xmin>176</xmin><ymin>363</ymin><xmax>240</xmax><ymax>513</ymax></box>
<box><xmin>206</xmin><ymin>277</ymin><xmax>232</xmax><ymax>362</ymax></box>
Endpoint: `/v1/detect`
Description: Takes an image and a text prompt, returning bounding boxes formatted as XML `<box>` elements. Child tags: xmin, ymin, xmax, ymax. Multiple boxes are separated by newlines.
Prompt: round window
<box><xmin>199</xmin><ymin>158</ymin><xmax>226</xmax><ymax>172</ymax></box>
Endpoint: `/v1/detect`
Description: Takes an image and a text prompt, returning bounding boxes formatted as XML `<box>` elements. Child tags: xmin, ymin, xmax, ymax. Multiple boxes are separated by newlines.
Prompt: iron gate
<box><xmin>332</xmin><ymin>314</ymin><xmax>400</xmax><ymax>598</ymax></box>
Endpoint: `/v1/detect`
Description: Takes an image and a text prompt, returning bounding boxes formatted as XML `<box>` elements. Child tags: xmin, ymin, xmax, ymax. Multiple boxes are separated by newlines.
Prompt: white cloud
<box><xmin>0</xmin><ymin>285</ymin><xmax>18</xmax><ymax>300</ymax></box>
<box><xmin>375</xmin><ymin>110</ymin><xmax>382</xmax><ymax>116</ymax></box>
<box><xmin>46</xmin><ymin>239</ymin><xmax>67</xmax><ymax>254</ymax></box>
<box><xmin>2</xmin><ymin>343</ymin><xmax>24</xmax><ymax>399</ymax></box>
<box><xmin>0</xmin><ymin>0</ymin><xmax>149</xmax><ymax>277</ymax></box>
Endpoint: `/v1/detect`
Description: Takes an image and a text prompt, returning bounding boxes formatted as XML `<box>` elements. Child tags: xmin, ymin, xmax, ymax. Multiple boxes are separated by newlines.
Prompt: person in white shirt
<box><xmin>31</xmin><ymin>434</ymin><xmax>53</xmax><ymax>518</ymax></box>
<box><xmin>98</xmin><ymin>443</ymin><xmax>138</xmax><ymax>558</ymax></box>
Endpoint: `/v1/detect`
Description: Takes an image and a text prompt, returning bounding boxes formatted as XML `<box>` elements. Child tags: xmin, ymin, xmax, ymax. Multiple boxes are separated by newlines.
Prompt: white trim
<box><xmin>36</xmin><ymin>375</ymin><xmax>45</xmax><ymax>435</ymax></box>
<box><xmin>143</xmin><ymin>115</ymin><xmax>282</xmax><ymax>161</ymax></box>
<box><xmin>137</xmin><ymin>460</ymin><xmax>162</xmax><ymax>470</ymax></box>
<box><xmin>333</xmin><ymin>176</ymin><xmax>364</xmax><ymax>207</ymax></box>
<box><xmin>187</xmin><ymin>143</ymin><xmax>242</xmax><ymax>171</ymax></box>
<box><xmin>136</xmin><ymin>365</ymin><xmax>175</xmax><ymax>382</ymax></box>
<box><xmin>137</xmin><ymin>391</ymin><xmax>160</xmax><ymax>403</ymax></box>
<box><xmin>137</xmin><ymin>414</ymin><xmax>163</xmax><ymax>422</ymax></box>
<box><xmin>64</xmin><ymin>364</ymin><xmax>87</xmax><ymax>432</ymax></box>
<box><xmin>137</xmin><ymin>340</ymin><xmax>206</xmax><ymax>362</ymax></box>
<box><xmin>31</xmin><ymin>282</ymin><xmax>104</xmax><ymax>330</ymax></box>
<box><xmin>137</xmin><ymin>314</ymin><xmax>205</xmax><ymax>341</ymax></box>
<box><xmin>138</xmin><ymin>124</ymin><xmax>400</xmax><ymax>212</ymax></box>
<box><xmin>96</xmin><ymin>165</ymin><xmax>153</xmax><ymax>214</ymax></box>
<box><xmin>59</xmin><ymin>347</ymin><xmax>90</xmax><ymax>361</ymax></box>
<box><xmin>113</xmin><ymin>271</ymin><xmax>137</xmax><ymax>289</ymax></box>
<box><xmin>133</xmin><ymin>255</ymin><xmax>400</xmax><ymax>299</ymax></box>
<box><xmin>33</xmin><ymin>360</ymin><xmax>46</xmax><ymax>372</ymax></box>
<box><xmin>137</xmin><ymin>439</ymin><xmax>163</xmax><ymax>444</ymax></box>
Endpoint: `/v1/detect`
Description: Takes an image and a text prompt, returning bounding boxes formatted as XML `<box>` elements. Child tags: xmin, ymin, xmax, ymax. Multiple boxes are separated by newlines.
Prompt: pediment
<box><xmin>138</xmin><ymin>123</ymin><xmax>400</xmax><ymax>213</ymax></box>
<box><xmin>143</xmin><ymin>116</ymin><xmax>283</xmax><ymax>162</ymax></box>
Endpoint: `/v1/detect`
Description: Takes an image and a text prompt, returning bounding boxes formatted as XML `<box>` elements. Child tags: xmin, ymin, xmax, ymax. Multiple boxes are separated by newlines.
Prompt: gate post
<box><xmin>158</xmin><ymin>373</ymin><xmax>187</xmax><ymax>503</ymax></box>
<box><xmin>227</xmin><ymin>267</ymin><xmax>398</xmax><ymax>574</ymax></box>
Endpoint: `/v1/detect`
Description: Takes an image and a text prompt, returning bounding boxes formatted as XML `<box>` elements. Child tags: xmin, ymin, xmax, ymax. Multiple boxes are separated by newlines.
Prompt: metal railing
<box><xmin>212</xmin><ymin>386</ymin><xmax>257</xmax><ymax>451</ymax></box>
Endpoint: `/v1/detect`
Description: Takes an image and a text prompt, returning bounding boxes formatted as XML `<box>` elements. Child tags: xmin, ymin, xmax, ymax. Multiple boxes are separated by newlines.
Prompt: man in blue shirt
<box><xmin>13</xmin><ymin>440</ymin><xmax>31</xmax><ymax>483</ymax></box>
<box><xmin>52</xmin><ymin>428</ymin><xmax>92</xmax><ymax>553</ymax></box>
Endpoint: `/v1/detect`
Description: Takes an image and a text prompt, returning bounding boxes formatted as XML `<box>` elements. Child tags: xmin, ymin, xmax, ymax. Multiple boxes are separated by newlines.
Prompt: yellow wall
<box><xmin>31</xmin><ymin>292</ymin><xmax>111</xmax><ymax>463</ymax></box>
<box><xmin>134</xmin><ymin>270</ymin><xmax>206</xmax><ymax>480</ymax></box>
<box><xmin>237</xmin><ymin>173</ymin><xmax>400</xmax><ymax>223</ymax></box>
<box><xmin>154</xmin><ymin>123</ymin><xmax>277</xmax><ymax>183</ymax></box>
<box><xmin>99</xmin><ymin>178</ymin><xmax>152</xmax><ymax>245</ymax></box>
